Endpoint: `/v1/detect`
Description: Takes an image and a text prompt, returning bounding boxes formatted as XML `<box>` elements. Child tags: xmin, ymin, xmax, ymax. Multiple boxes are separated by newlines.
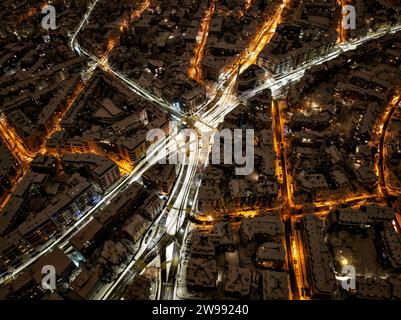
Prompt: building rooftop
<box><xmin>186</xmin><ymin>257</ymin><xmax>217</xmax><ymax>290</ymax></box>
<box><xmin>262</xmin><ymin>270</ymin><xmax>290</xmax><ymax>300</ymax></box>
<box><xmin>224</xmin><ymin>265</ymin><xmax>252</xmax><ymax>298</ymax></box>
<box><xmin>240</xmin><ymin>215</ymin><xmax>284</xmax><ymax>242</ymax></box>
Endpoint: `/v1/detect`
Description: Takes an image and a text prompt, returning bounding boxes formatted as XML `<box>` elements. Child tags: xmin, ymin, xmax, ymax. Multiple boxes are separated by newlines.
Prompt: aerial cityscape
<box><xmin>0</xmin><ymin>0</ymin><xmax>401</xmax><ymax>302</ymax></box>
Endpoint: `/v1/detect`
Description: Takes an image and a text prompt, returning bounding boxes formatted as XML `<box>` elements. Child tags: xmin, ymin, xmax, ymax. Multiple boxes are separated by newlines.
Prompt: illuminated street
<box><xmin>188</xmin><ymin>0</ymin><xmax>216</xmax><ymax>83</ymax></box>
